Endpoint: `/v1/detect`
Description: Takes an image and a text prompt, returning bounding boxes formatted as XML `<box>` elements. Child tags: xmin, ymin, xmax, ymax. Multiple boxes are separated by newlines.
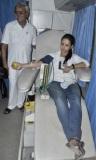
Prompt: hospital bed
<box><xmin>18</xmin><ymin>67</ymin><xmax>96</xmax><ymax>160</ymax></box>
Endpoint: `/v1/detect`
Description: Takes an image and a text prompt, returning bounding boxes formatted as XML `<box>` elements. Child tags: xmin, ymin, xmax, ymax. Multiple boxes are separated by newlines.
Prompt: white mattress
<box><xmin>34</xmin><ymin>96</ymin><xmax>96</xmax><ymax>160</ymax></box>
<box><xmin>18</xmin><ymin>68</ymin><xmax>39</xmax><ymax>92</ymax></box>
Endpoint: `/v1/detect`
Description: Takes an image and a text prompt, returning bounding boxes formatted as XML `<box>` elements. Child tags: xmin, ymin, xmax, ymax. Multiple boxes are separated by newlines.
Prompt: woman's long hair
<box><xmin>61</xmin><ymin>34</ymin><xmax>75</xmax><ymax>64</ymax></box>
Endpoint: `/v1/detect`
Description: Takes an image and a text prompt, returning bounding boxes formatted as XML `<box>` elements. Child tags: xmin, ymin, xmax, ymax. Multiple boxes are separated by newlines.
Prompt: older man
<box><xmin>2</xmin><ymin>2</ymin><xmax>36</xmax><ymax>114</ymax></box>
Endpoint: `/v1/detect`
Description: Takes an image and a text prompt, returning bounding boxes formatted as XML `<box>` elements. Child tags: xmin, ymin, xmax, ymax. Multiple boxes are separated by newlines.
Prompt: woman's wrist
<box><xmin>70</xmin><ymin>64</ymin><xmax>75</xmax><ymax>70</ymax></box>
<box><xmin>72</xmin><ymin>64</ymin><xmax>75</xmax><ymax>69</ymax></box>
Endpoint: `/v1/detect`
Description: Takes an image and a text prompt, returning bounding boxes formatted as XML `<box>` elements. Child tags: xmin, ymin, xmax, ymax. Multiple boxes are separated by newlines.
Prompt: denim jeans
<box><xmin>47</xmin><ymin>81</ymin><xmax>82</xmax><ymax>141</ymax></box>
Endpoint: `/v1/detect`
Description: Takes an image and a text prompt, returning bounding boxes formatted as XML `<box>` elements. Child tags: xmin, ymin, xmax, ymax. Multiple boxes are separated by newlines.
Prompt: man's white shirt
<box><xmin>1</xmin><ymin>20</ymin><xmax>36</xmax><ymax>65</ymax></box>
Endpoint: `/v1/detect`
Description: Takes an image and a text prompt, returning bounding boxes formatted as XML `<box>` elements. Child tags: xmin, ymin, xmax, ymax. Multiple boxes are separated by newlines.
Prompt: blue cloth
<box><xmin>40</xmin><ymin>55</ymin><xmax>53</xmax><ymax>64</ymax></box>
<box><xmin>86</xmin><ymin>49</ymin><xmax>96</xmax><ymax>146</ymax></box>
<box><xmin>47</xmin><ymin>81</ymin><xmax>82</xmax><ymax>140</ymax></box>
<box><xmin>73</xmin><ymin>5</ymin><xmax>95</xmax><ymax>61</ymax></box>
<box><xmin>72</xmin><ymin>5</ymin><xmax>95</xmax><ymax>88</ymax></box>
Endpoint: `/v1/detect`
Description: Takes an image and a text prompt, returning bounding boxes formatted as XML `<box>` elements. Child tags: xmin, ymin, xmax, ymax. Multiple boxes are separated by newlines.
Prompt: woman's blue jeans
<box><xmin>47</xmin><ymin>81</ymin><xmax>82</xmax><ymax>141</ymax></box>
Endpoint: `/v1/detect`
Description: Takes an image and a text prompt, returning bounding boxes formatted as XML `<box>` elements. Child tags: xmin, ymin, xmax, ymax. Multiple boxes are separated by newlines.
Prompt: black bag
<box><xmin>0</xmin><ymin>79</ymin><xmax>8</xmax><ymax>98</ymax></box>
<box><xmin>0</xmin><ymin>67</ymin><xmax>8</xmax><ymax>78</ymax></box>
<box><xmin>0</xmin><ymin>66</ymin><xmax>8</xmax><ymax>98</ymax></box>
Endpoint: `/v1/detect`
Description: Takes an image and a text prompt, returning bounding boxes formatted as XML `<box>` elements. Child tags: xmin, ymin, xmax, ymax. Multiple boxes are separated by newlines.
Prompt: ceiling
<box><xmin>54</xmin><ymin>0</ymin><xmax>96</xmax><ymax>11</ymax></box>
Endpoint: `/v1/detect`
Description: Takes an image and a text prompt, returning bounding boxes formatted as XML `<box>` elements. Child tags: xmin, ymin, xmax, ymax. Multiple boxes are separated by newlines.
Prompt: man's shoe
<box><xmin>19</xmin><ymin>106</ymin><xmax>24</xmax><ymax>111</ymax></box>
<box><xmin>3</xmin><ymin>108</ymin><xmax>12</xmax><ymax>114</ymax></box>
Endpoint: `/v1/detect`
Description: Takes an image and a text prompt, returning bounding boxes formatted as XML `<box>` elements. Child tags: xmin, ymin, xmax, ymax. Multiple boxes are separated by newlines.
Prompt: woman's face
<box><xmin>60</xmin><ymin>38</ymin><xmax>72</xmax><ymax>57</ymax></box>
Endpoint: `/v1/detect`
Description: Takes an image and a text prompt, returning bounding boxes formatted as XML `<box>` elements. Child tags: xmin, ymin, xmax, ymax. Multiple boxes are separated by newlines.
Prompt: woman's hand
<box><xmin>11</xmin><ymin>62</ymin><xmax>22</xmax><ymax>70</ymax></box>
<box><xmin>63</xmin><ymin>64</ymin><xmax>73</xmax><ymax>73</ymax></box>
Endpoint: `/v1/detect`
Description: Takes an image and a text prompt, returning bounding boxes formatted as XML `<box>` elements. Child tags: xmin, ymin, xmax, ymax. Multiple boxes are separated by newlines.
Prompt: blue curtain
<box><xmin>73</xmin><ymin>5</ymin><xmax>96</xmax><ymax>146</ymax></box>
<box><xmin>0</xmin><ymin>0</ymin><xmax>25</xmax><ymax>31</ymax></box>
<box><xmin>73</xmin><ymin>5</ymin><xmax>95</xmax><ymax>62</ymax></box>
<box><xmin>86</xmin><ymin>48</ymin><xmax>96</xmax><ymax>146</ymax></box>
<box><xmin>73</xmin><ymin>5</ymin><xmax>95</xmax><ymax>88</ymax></box>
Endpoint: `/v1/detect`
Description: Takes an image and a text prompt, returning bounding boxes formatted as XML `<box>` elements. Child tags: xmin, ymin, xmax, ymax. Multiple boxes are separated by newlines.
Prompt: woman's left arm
<box><xmin>63</xmin><ymin>54</ymin><xmax>90</xmax><ymax>73</ymax></box>
<box><xmin>63</xmin><ymin>62</ymin><xmax>88</xmax><ymax>73</ymax></box>
<box><xmin>71</xmin><ymin>62</ymin><xmax>89</xmax><ymax>69</ymax></box>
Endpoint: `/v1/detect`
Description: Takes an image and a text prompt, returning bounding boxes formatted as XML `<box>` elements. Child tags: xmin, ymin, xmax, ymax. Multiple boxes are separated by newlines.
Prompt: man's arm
<box><xmin>1</xmin><ymin>43</ymin><xmax>8</xmax><ymax>69</ymax></box>
<box><xmin>1</xmin><ymin>23</ymin><xmax>10</xmax><ymax>69</ymax></box>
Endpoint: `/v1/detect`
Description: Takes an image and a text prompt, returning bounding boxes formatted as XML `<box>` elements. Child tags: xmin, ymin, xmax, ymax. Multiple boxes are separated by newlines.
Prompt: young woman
<box><xmin>13</xmin><ymin>34</ymin><xmax>89</xmax><ymax>159</ymax></box>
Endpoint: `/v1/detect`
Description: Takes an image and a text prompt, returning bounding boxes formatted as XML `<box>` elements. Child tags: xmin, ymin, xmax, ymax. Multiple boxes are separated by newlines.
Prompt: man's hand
<box><xmin>3</xmin><ymin>63</ymin><xmax>8</xmax><ymax>70</ymax></box>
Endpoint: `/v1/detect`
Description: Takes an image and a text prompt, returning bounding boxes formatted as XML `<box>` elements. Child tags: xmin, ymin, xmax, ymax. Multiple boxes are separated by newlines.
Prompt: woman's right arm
<box><xmin>12</xmin><ymin>54</ymin><xmax>53</xmax><ymax>70</ymax></box>
<box><xmin>12</xmin><ymin>60</ymin><xmax>43</xmax><ymax>70</ymax></box>
<box><xmin>21</xmin><ymin>60</ymin><xmax>43</xmax><ymax>69</ymax></box>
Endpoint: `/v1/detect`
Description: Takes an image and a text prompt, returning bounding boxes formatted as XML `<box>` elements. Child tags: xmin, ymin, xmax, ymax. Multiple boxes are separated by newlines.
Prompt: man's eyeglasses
<box><xmin>15</xmin><ymin>11</ymin><xmax>26</xmax><ymax>15</ymax></box>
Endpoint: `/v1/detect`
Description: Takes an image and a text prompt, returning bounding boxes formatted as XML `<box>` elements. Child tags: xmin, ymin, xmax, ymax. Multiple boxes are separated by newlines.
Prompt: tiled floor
<box><xmin>22</xmin><ymin>147</ymin><xmax>34</xmax><ymax>160</ymax></box>
<box><xmin>0</xmin><ymin>96</ymin><xmax>23</xmax><ymax>160</ymax></box>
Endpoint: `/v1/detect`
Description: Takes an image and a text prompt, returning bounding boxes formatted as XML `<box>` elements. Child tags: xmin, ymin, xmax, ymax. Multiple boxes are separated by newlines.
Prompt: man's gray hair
<box><xmin>14</xmin><ymin>2</ymin><xmax>30</xmax><ymax>15</ymax></box>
